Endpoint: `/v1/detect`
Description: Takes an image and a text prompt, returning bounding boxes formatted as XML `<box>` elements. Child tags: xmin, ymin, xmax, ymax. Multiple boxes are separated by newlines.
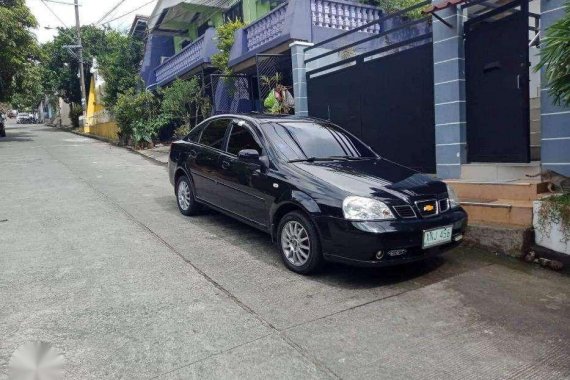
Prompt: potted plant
<box><xmin>533</xmin><ymin>194</ymin><xmax>570</xmax><ymax>254</ymax></box>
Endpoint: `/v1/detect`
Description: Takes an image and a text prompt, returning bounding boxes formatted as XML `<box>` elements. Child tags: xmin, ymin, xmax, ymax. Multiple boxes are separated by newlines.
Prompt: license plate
<box><xmin>422</xmin><ymin>225</ymin><xmax>453</xmax><ymax>249</ymax></box>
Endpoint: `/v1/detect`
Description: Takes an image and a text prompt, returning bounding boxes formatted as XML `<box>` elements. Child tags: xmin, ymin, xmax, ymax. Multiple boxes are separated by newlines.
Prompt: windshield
<box><xmin>265</xmin><ymin>122</ymin><xmax>376</xmax><ymax>161</ymax></box>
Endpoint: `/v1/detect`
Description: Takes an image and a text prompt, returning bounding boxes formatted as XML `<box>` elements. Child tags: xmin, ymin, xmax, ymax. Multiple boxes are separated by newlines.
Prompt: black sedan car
<box><xmin>169</xmin><ymin>114</ymin><xmax>467</xmax><ymax>274</ymax></box>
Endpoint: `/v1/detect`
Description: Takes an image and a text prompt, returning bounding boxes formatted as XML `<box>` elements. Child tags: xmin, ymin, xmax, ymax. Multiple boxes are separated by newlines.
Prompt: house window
<box><xmin>225</xmin><ymin>1</ymin><xmax>243</xmax><ymax>21</ymax></box>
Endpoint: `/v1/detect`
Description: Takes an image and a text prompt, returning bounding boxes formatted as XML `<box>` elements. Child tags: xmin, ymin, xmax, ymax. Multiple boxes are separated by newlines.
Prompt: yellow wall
<box><xmin>88</xmin><ymin>121</ymin><xmax>119</xmax><ymax>141</ymax></box>
<box><xmin>85</xmin><ymin>77</ymin><xmax>105</xmax><ymax>130</ymax></box>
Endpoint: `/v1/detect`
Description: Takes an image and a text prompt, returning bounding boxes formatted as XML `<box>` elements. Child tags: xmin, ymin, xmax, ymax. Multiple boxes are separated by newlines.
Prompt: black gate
<box><xmin>305</xmin><ymin>0</ymin><xmax>436</xmax><ymax>173</ymax></box>
<box><xmin>465</xmin><ymin>0</ymin><xmax>530</xmax><ymax>162</ymax></box>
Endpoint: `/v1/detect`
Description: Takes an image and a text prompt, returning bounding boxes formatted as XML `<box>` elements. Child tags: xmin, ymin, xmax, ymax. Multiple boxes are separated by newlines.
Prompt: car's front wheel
<box><xmin>277</xmin><ymin>211</ymin><xmax>323</xmax><ymax>274</ymax></box>
<box><xmin>176</xmin><ymin>175</ymin><xmax>200</xmax><ymax>216</ymax></box>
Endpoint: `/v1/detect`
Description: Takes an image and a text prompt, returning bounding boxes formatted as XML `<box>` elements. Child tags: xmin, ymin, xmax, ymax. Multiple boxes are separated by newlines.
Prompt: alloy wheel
<box><xmin>177</xmin><ymin>180</ymin><xmax>191</xmax><ymax>211</ymax></box>
<box><xmin>281</xmin><ymin>221</ymin><xmax>310</xmax><ymax>266</ymax></box>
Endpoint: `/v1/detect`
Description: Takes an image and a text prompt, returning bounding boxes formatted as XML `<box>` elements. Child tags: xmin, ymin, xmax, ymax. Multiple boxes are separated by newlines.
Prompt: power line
<box><xmin>95</xmin><ymin>0</ymin><xmax>128</xmax><ymax>26</ymax></box>
<box><xmin>40</xmin><ymin>0</ymin><xmax>69</xmax><ymax>28</ymax></box>
<box><xmin>101</xmin><ymin>0</ymin><xmax>157</xmax><ymax>25</ymax></box>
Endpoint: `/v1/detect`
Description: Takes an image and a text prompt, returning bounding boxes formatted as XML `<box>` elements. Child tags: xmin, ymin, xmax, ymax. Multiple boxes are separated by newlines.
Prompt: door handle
<box><xmin>222</xmin><ymin>160</ymin><xmax>230</xmax><ymax>170</ymax></box>
<box><xmin>189</xmin><ymin>150</ymin><xmax>197</xmax><ymax>158</ymax></box>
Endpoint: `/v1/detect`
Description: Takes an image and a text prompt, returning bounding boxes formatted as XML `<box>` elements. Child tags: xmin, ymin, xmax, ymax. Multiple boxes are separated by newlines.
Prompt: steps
<box><xmin>446</xmin><ymin>180</ymin><xmax>549</xmax><ymax>227</ymax></box>
<box><xmin>460</xmin><ymin>162</ymin><xmax>541</xmax><ymax>182</ymax></box>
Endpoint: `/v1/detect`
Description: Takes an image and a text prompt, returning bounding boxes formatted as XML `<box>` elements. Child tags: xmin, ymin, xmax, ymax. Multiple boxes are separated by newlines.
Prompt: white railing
<box><xmin>311</xmin><ymin>0</ymin><xmax>382</xmax><ymax>33</ymax></box>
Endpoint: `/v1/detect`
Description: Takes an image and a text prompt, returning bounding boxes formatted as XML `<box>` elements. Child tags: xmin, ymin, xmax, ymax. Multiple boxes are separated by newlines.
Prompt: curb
<box><xmin>53</xmin><ymin>125</ymin><xmax>169</xmax><ymax>167</ymax></box>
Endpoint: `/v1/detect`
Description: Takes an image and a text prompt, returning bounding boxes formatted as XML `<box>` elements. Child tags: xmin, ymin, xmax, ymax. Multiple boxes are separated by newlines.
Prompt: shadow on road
<box><xmin>0</xmin><ymin>128</ymin><xmax>34</xmax><ymax>144</ymax></box>
<box><xmin>180</xmin><ymin>206</ymin><xmax>445</xmax><ymax>289</ymax></box>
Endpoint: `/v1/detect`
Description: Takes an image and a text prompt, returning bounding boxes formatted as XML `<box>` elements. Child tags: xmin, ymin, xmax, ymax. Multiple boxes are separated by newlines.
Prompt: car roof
<box><xmin>212</xmin><ymin>113</ymin><xmax>327</xmax><ymax>126</ymax></box>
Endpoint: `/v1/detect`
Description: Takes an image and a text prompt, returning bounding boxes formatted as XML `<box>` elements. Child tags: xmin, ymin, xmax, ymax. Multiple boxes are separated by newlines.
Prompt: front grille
<box><xmin>393</xmin><ymin>205</ymin><xmax>416</xmax><ymax>219</ymax></box>
<box><xmin>438</xmin><ymin>198</ymin><xmax>450</xmax><ymax>213</ymax></box>
<box><xmin>415</xmin><ymin>199</ymin><xmax>438</xmax><ymax>218</ymax></box>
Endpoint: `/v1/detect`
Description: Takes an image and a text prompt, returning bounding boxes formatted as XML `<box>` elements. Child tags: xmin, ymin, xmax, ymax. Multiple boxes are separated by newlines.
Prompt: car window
<box><xmin>185</xmin><ymin>125</ymin><xmax>203</xmax><ymax>142</ymax></box>
<box><xmin>199</xmin><ymin>119</ymin><xmax>229</xmax><ymax>150</ymax></box>
<box><xmin>265</xmin><ymin>122</ymin><xmax>376</xmax><ymax>161</ymax></box>
<box><xmin>227</xmin><ymin>123</ymin><xmax>262</xmax><ymax>156</ymax></box>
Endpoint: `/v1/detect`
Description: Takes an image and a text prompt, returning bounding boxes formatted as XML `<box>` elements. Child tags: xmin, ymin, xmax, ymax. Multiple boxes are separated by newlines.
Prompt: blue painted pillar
<box><xmin>290</xmin><ymin>41</ymin><xmax>314</xmax><ymax>116</ymax></box>
<box><xmin>432</xmin><ymin>5</ymin><xmax>467</xmax><ymax>179</ymax></box>
<box><xmin>540</xmin><ymin>0</ymin><xmax>570</xmax><ymax>175</ymax></box>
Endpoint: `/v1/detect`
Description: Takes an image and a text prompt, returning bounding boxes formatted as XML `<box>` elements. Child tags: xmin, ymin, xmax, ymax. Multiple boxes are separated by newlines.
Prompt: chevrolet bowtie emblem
<box><xmin>423</xmin><ymin>204</ymin><xmax>435</xmax><ymax>212</ymax></box>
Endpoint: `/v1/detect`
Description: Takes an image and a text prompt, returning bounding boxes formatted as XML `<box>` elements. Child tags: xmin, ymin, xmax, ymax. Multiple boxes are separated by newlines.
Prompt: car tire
<box><xmin>277</xmin><ymin>211</ymin><xmax>323</xmax><ymax>275</ymax></box>
<box><xmin>175</xmin><ymin>175</ymin><xmax>200</xmax><ymax>216</ymax></box>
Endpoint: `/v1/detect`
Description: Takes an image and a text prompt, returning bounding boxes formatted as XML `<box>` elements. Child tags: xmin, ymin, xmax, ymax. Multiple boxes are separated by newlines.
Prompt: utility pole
<box><xmin>74</xmin><ymin>0</ymin><xmax>87</xmax><ymax>117</ymax></box>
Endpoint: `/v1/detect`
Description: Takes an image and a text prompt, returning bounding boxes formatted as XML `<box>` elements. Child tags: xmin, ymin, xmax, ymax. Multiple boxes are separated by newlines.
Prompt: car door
<box><xmin>189</xmin><ymin>118</ymin><xmax>230</xmax><ymax>205</ymax></box>
<box><xmin>217</xmin><ymin>120</ymin><xmax>272</xmax><ymax>227</ymax></box>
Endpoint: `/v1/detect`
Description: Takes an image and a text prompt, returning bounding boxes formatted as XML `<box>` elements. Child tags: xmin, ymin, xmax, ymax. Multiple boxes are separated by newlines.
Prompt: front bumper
<box><xmin>314</xmin><ymin>208</ymin><xmax>468</xmax><ymax>267</ymax></box>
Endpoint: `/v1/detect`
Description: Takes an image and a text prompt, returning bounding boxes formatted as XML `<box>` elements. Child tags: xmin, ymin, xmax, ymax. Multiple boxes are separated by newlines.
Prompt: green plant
<box><xmin>358</xmin><ymin>0</ymin><xmax>425</xmax><ymax>19</ymax></box>
<box><xmin>160</xmin><ymin>77</ymin><xmax>210</xmax><ymax>131</ymax></box>
<box><xmin>131</xmin><ymin>115</ymin><xmax>168</xmax><ymax>149</ymax></box>
<box><xmin>536</xmin><ymin>193</ymin><xmax>570</xmax><ymax>243</ymax></box>
<box><xmin>174</xmin><ymin>125</ymin><xmax>190</xmax><ymax>139</ymax></box>
<box><xmin>113</xmin><ymin>89</ymin><xmax>160</xmax><ymax>145</ymax></box>
<box><xmin>536</xmin><ymin>3</ymin><xmax>570</xmax><ymax>106</ymax></box>
<box><xmin>211</xmin><ymin>19</ymin><xmax>245</xmax><ymax>74</ymax></box>
<box><xmin>69</xmin><ymin>103</ymin><xmax>83</xmax><ymax>129</ymax></box>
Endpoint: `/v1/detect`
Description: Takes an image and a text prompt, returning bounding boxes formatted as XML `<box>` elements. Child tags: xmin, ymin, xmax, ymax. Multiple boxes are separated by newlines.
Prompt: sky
<box><xmin>26</xmin><ymin>0</ymin><xmax>158</xmax><ymax>43</ymax></box>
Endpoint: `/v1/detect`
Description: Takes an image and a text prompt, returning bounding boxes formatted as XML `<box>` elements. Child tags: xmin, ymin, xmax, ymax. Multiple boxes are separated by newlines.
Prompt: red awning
<box><xmin>423</xmin><ymin>0</ymin><xmax>469</xmax><ymax>14</ymax></box>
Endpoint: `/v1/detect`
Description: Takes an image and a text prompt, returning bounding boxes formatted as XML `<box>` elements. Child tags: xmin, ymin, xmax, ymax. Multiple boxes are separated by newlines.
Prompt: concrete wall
<box><xmin>88</xmin><ymin>121</ymin><xmax>119</xmax><ymax>141</ymax></box>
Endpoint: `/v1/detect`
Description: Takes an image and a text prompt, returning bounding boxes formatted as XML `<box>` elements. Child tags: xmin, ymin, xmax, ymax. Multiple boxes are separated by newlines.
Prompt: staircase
<box><xmin>446</xmin><ymin>180</ymin><xmax>548</xmax><ymax>226</ymax></box>
<box><xmin>445</xmin><ymin>168</ymin><xmax>549</xmax><ymax>257</ymax></box>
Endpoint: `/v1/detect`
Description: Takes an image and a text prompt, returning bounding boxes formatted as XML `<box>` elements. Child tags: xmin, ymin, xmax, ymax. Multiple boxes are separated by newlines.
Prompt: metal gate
<box><xmin>465</xmin><ymin>0</ymin><xmax>530</xmax><ymax>162</ymax></box>
<box><xmin>210</xmin><ymin>74</ymin><xmax>253</xmax><ymax>115</ymax></box>
<box><xmin>305</xmin><ymin>1</ymin><xmax>436</xmax><ymax>173</ymax></box>
<box><xmin>256</xmin><ymin>54</ymin><xmax>294</xmax><ymax>113</ymax></box>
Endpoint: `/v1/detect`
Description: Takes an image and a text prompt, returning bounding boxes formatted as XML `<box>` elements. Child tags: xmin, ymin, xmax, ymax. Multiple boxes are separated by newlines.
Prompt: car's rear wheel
<box><xmin>176</xmin><ymin>175</ymin><xmax>200</xmax><ymax>216</ymax></box>
<box><xmin>277</xmin><ymin>211</ymin><xmax>323</xmax><ymax>274</ymax></box>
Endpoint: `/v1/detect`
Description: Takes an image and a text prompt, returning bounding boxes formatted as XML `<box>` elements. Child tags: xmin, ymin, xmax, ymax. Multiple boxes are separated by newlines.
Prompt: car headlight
<box><xmin>446</xmin><ymin>184</ymin><xmax>460</xmax><ymax>208</ymax></box>
<box><xmin>342</xmin><ymin>196</ymin><xmax>395</xmax><ymax>221</ymax></box>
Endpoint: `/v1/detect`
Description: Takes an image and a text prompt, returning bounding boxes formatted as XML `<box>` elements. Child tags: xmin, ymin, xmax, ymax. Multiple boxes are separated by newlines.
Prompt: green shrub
<box><xmin>160</xmin><ymin>78</ymin><xmax>210</xmax><ymax>132</ymax></box>
<box><xmin>131</xmin><ymin>115</ymin><xmax>169</xmax><ymax>149</ymax></box>
<box><xmin>69</xmin><ymin>103</ymin><xmax>83</xmax><ymax>129</ymax></box>
<box><xmin>536</xmin><ymin>193</ymin><xmax>570</xmax><ymax>243</ymax></box>
<box><xmin>113</xmin><ymin>89</ymin><xmax>160</xmax><ymax>145</ymax></box>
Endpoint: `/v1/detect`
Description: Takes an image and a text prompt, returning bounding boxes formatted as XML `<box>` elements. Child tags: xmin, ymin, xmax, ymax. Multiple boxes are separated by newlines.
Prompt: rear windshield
<box><xmin>264</xmin><ymin>122</ymin><xmax>376</xmax><ymax>161</ymax></box>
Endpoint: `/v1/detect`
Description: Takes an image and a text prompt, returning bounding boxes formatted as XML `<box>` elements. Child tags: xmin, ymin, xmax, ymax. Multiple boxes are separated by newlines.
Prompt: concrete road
<box><xmin>1</xmin><ymin>123</ymin><xmax>569</xmax><ymax>379</ymax></box>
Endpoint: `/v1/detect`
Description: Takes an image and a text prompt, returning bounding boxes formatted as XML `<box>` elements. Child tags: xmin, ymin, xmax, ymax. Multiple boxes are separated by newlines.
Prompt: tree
<box><xmin>0</xmin><ymin>0</ymin><xmax>38</xmax><ymax>101</ymax></box>
<box><xmin>41</xmin><ymin>26</ymin><xmax>110</xmax><ymax>105</ymax></box>
<box><xmin>211</xmin><ymin>19</ymin><xmax>246</xmax><ymax>74</ymax></box>
<box><xmin>10</xmin><ymin>62</ymin><xmax>45</xmax><ymax>110</ymax></box>
<box><xmin>97</xmin><ymin>31</ymin><xmax>144</xmax><ymax>107</ymax></box>
<box><xmin>537</xmin><ymin>4</ymin><xmax>570</xmax><ymax>106</ymax></box>
<box><xmin>358</xmin><ymin>0</ymin><xmax>425</xmax><ymax>18</ymax></box>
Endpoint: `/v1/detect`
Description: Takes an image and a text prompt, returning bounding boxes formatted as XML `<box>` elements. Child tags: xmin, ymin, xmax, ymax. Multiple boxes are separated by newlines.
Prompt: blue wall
<box><xmin>141</xmin><ymin>34</ymin><xmax>175</xmax><ymax>89</ymax></box>
<box><xmin>540</xmin><ymin>0</ymin><xmax>570</xmax><ymax>175</ymax></box>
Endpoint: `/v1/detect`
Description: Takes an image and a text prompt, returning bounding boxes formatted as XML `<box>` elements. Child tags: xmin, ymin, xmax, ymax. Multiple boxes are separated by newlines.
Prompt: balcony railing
<box><xmin>153</xmin><ymin>28</ymin><xmax>218</xmax><ymax>87</ymax></box>
<box><xmin>228</xmin><ymin>0</ymin><xmax>385</xmax><ymax>68</ymax></box>
<box><xmin>245</xmin><ymin>2</ymin><xmax>289</xmax><ymax>51</ymax></box>
<box><xmin>311</xmin><ymin>0</ymin><xmax>382</xmax><ymax>33</ymax></box>
<box><xmin>155</xmin><ymin>35</ymin><xmax>205</xmax><ymax>86</ymax></box>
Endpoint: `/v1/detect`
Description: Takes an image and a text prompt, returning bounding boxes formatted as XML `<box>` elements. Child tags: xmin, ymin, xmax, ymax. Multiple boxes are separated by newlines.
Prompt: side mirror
<box><xmin>237</xmin><ymin>149</ymin><xmax>260</xmax><ymax>162</ymax></box>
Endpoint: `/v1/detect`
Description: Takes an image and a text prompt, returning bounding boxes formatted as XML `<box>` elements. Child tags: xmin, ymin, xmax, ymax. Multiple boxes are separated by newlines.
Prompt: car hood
<box><xmin>291</xmin><ymin>158</ymin><xmax>446</xmax><ymax>202</ymax></box>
